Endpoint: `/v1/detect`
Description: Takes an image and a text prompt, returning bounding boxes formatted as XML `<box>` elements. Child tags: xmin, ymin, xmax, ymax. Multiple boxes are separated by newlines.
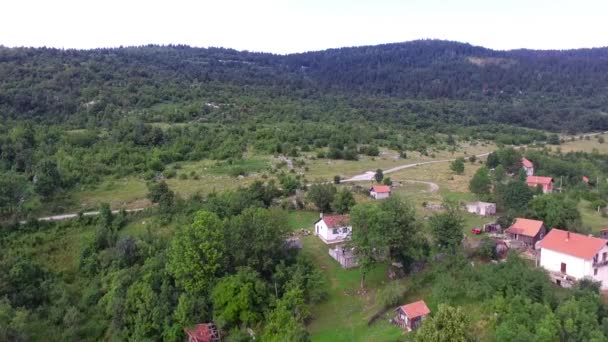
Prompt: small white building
<box><xmin>465</xmin><ymin>201</ymin><xmax>496</xmax><ymax>217</ymax></box>
<box><xmin>522</xmin><ymin>157</ymin><xmax>534</xmax><ymax>176</ymax></box>
<box><xmin>538</xmin><ymin>229</ymin><xmax>608</xmax><ymax>289</ymax></box>
<box><xmin>314</xmin><ymin>214</ymin><xmax>352</xmax><ymax>244</ymax></box>
<box><xmin>370</xmin><ymin>185</ymin><xmax>391</xmax><ymax>200</ymax></box>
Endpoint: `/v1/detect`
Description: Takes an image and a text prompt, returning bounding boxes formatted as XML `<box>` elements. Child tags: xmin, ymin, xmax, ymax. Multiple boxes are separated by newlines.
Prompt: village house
<box><xmin>522</xmin><ymin>157</ymin><xmax>534</xmax><ymax>176</ymax></box>
<box><xmin>185</xmin><ymin>323</ymin><xmax>221</xmax><ymax>342</ymax></box>
<box><xmin>538</xmin><ymin>229</ymin><xmax>608</xmax><ymax>289</ymax></box>
<box><xmin>526</xmin><ymin>176</ymin><xmax>553</xmax><ymax>193</ymax></box>
<box><xmin>314</xmin><ymin>214</ymin><xmax>351</xmax><ymax>244</ymax></box>
<box><xmin>582</xmin><ymin>176</ymin><xmax>590</xmax><ymax>184</ymax></box>
<box><xmin>505</xmin><ymin>218</ymin><xmax>546</xmax><ymax>248</ymax></box>
<box><xmin>465</xmin><ymin>201</ymin><xmax>496</xmax><ymax>217</ymax></box>
<box><xmin>394</xmin><ymin>300</ymin><xmax>431</xmax><ymax>332</ymax></box>
<box><xmin>370</xmin><ymin>185</ymin><xmax>391</xmax><ymax>199</ymax></box>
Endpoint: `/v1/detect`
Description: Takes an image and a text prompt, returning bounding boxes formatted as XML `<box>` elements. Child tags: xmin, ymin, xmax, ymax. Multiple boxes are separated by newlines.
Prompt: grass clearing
<box><xmin>559</xmin><ymin>133</ymin><xmax>608</xmax><ymax>154</ymax></box>
<box><xmin>579</xmin><ymin>200</ymin><xmax>608</xmax><ymax>234</ymax></box>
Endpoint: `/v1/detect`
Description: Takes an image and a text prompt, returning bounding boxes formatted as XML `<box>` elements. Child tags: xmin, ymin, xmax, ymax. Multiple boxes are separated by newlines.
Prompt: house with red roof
<box><xmin>582</xmin><ymin>176</ymin><xmax>590</xmax><ymax>184</ymax></box>
<box><xmin>539</xmin><ymin>229</ymin><xmax>608</xmax><ymax>289</ymax></box>
<box><xmin>184</xmin><ymin>323</ymin><xmax>220</xmax><ymax>342</ymax></box>
<box><xmin>522</xmin><ymin>157</ymin><xmax>534</xmax><ymax>176</ymax></box>
<box><xmin>394</xmin><ymin>300</ymin><xmax>431</xmax><ymax>332</ymax></box>
<box><xmin>526</xmin><ymin>176</ymin><xmax>553</xmax><ymax>193</ymax></box>
<box><xmin>370</xmin><ymin>185</ymin><xmax>391</xmax><ymax>199</ymax></box>
<box><xmin>505</xmin><ymin>218</ymin><xmax>546</xmax><ymax>248</ymax></box>
<box><xmin>314</xmin><ymin>213</ymin><xmax>352</xmax><ymax>244</ymax></box>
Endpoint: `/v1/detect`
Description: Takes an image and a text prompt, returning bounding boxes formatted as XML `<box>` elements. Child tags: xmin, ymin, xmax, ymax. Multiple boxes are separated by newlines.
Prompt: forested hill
<box><xmin>2</xmin><ymin>40</ymin><xmax>608</xmax><ymax>131</ymax></box>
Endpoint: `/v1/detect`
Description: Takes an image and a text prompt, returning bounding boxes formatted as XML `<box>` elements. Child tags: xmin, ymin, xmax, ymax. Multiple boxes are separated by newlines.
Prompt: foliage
<box><xmin>374</xmin><ymin>169</ymin><xmax>384</xmax><ymax>184</ymax></box>
<box><xmin>331</xmin><ymin>188</ymin><xmax>356</xmax><ymax>214</ymax></box>
<box><xmin>450</xmin><ymin>158</ymin><xmax>465</xmax><ymax>175</ymax></box>
<box><xmin>469</xmin><ymin>166</ymin><xmax>491</xmax><ymax>196</ymax></box>
<box><xmin>429</xmin><ymin>201</ymin><xmax>464</xmax><ymax>251</ymax></box>
<box><xmin>529</xmin><ymin>194</ymin><xmax>582</xmax><ymax>231</ymax></box>
<box><xmin>377</xmin><ymin>281</ymin><xmax>407</xmax><ymax>308</ymax></box>
<box><xmin>306</xmin><ymin>183</ymin><xmax>337</xmax><ymax>213</ymax></box>
<box><xmin>414</xmin><ymin>304</ymin><xmax>470</xmax><ymax>342</ymax></box>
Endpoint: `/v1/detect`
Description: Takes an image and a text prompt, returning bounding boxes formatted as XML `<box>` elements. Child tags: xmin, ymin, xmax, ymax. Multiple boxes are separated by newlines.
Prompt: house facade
<box><xmin>505</xmin><ymin>218</ymin><xmax>546</xmax><ymax>248</ymax></box>
<box><xmin>394</xmin><ymin>300</ymin><xmax>431</xmax><ymax>332</ymax></box>
<box><xmin>370</xmin><ymin>185</ymin><xmax>391</xmax><ymax>199</ymax></box>
<box><xmin>539</xmin><ymin>229</ymin><xmax>608</xmax><ymax>289</ymax></box>
<box><xmin>522</xmin><ymin>158</ymin><xmax>534</xmax><ymax>176</ymax></box>
<box><xmin>314</xmin><ymin>214</ymin><xmax>352</xmax><ymax>244</ymax></box>
<box><xmin>526</xmin><ymin>176</ymin><xmax>553</xmax><ymax>194</ymax></box>
<box><xmin>466</xmin><ymin>201</ymin><xmax>496</xmax><ymax>217</ymax></box>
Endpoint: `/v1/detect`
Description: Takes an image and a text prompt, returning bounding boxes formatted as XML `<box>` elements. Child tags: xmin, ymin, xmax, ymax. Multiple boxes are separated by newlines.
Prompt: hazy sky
<box><xmin>2</xmin><ymin>0</ymin><xmax>607</xmax><ymax>53</ymax></box>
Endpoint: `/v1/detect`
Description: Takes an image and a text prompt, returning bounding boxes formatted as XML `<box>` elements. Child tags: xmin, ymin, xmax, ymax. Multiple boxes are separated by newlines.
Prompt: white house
<box><xmin>370</xmin><ymin>185</ymin><xmax>391</xmax><ymax>200</ymax></box>
<box><xmin>538</xmin><ymin>229</ymin><xmax>608</xmax><ymax>289</ymax></box>
<box><xmin>465</xmin><ymin>201</ymin><xmax>496</xmax><ymax>217</ymax></box>
<box><xmin>522</xmin><ymin>157</ymin><xmax>534</xmax><ymax>176</ymax></box>
<box><xmin>314</xmin><ymin>214</ymin><xmax>352</xmax><ymax>244</ymax></box>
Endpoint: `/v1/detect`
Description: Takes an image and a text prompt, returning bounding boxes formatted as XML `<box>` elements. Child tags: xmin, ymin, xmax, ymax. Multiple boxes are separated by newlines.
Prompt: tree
<box><xmin>262</xmin><ymin>288</ymin><xmax>310</xmax><ymax>342</ymax></box>
<box><xmin>414</xmin><ymin>304</ymin><xmax>470</xmax><ymax>342</ymax></box>
<box><xmin>211</xmin><ymin>267</ymin><xmax>268</xmax><ymax>329</ymax></box>
<box><xmin>306</xmin><ymin>183</ymin><xmax>337</xmax><ymax>212</ymax></box>
<box><xmin>429</xmin><ymin>201</ymin><xmax>464</xmax><ymax>251</ymax></box>
<box><xmin>34</xmin><ymin>159</ymin><xmax>62</xmax><ymax>198</ymax></box>
<box><xmin>0</xmin><ymin>173</ymin><xmax>30</xmax><ymax>217</ymax></box>
<box><xmin>530</xmin><ymin>194</ymin><xmax>582</xmax><ymax>230</ymax></box>
<box><xmin>332</xmin><ymin>188</ymin><xmax>356</xmax><ymax>214</ymax></box>
<box><xmin>349</xmin><ymin>203</ymin><xmax>388</xmax><ymax>288</ymax></box>
<box><xmin>167</xmin><ymin>211</ymin><xmax>226</xmax><ymax>295</ymax></box>
<box><xmin>495</xmin><ymin>180</ymin><xmax>533</xmax><ymax>213</ymax></box>
<box><xmin>374</xmin><ymin>169</ymin><xmax>384</xmax><ymax>184</ymax></box>
<box><xmin>146</xmin><ymin>181</ymin><xmax>175</xmax><ymax>214</ymax></box>
<box><xmin>494</xmin><ymin>165</ymin><xmax>506</xmax><ymax>183</ymax></box>
<box><xmin>333</xmin><ymin>175</ymin><xmax>341</xmax><ymax>184</ymax></box>
<box><xmin>383</xmin><ymin>177</ymin><xmax>392</xmax><ymax>186</ymax></box>
<box><xmin>469</xmin><ymin>166</ymin><xmax>491</xmax><ymax>196</ymax></box>
<box><xmin>379</xmin><ymin>197</ymin><xmax>424</xmax><ymax>268</ymax></box>
<box><xmin>450</xmin><ymin>158</ymin><xmax>465</xmax><ymax>175</ymax></box>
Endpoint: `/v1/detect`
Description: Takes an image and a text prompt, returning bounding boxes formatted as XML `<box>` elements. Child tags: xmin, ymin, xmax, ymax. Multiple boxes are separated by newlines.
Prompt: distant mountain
<box><xmin>1</xmin><ymin>40</ymin><xmax>608</xmax><ymax>131</ymax></box>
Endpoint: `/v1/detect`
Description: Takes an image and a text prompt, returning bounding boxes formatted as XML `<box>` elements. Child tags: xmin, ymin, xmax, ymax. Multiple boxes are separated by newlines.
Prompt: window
<box><xmin>595</xmin><ymin>268</ymin><xmax>599</xmax><ymax>276</ymax></box>
<box><xmin>603</xmin><ymin>252</ymin><xmax>607</xmax><ymax>261</ymax></box>
<box><xmin>342</xmin><ymin>227</ymin><xmax>349</xmax><ymax>233</ymax></box>
<box><xmin>332</xmin><ymin>228</ymin><xmax>338</xmax><ymax>234</ymax></box>
<box><xmin>560</xmin><ymin>263</ymin><xmax>567</xmax><ymax>274</ymax></box>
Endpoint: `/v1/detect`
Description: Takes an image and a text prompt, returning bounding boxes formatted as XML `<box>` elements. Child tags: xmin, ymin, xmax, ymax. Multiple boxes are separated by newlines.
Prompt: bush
<box><xmin>377</xmin><ymin>281</ymin><xmax>407</xmax><ymax>308</ymax></box>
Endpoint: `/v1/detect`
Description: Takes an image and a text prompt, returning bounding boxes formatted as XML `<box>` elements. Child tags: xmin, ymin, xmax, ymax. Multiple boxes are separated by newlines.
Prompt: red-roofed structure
<box><xmin>505</xmin><ymin>218</ymin><xmax>546</xmax><ymax>248</ymax></box>
<box><xmin>394</xmin><ymin>300</ymin><xmax>431</xmax><ymax>332</ymax></box>
<box><xmin>314</xmin><ymin>214</ymin><xmax>352</xmax><ymax>244</ymax></box>
<box><xmin>185</xmin><ymin>323</ymin><xmax>220</xmax><ymax>342</ymax></box>
<box><xmin>370</xmin><ymin>185</ymin><xmax>391</xmax><ymax>199</ymax></box>
<box><xmin>539</xmin><ymin>229</ymin><xmax>608</xmax><ymax>289</ymax></box>
<box><xmin>582</xmin><ymin>176</ymin><xmax>590</xmax><ymax>184</ymax></box>
<box><xmin>522</xmin><ymin>158</ymin><xmax>534</xmax><ymax>176</ymax></box>
<box><xmin>526</xmin><ymin>176</ymin><xmax>553</xmax><ymax>193</ymax></box>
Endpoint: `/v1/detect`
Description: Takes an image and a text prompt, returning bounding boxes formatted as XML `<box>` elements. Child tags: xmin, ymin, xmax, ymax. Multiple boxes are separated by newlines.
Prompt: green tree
<box><xmin>167</xmin><ymin>211</ymin><xmax>226</xmax><ymax>295</ymax></box>
<box><xmin>332</xmin><ymin>188</ymin><xmax>356</xmax><ymax>214</ymax></box>
<box><xmin>383</xmin><ymin>177</ymin><xmax>393</xmax><ymax>186</ymax></box>
<box><xmin>530</xmin><ymin>194</ymin><xmax>582</xmax><ymax>231</ymax></box>
<box><xmin>211</xmin><ymin>267</ymin><xmax>268</xmax><ymax>329</ymax></box>
<box><xmin>374</xmin><ymin>169</ymin><xmax>384</xmax><ymax>183</ymax></box>
<box><xmin>429</xmin><ymin>201</ymin><xmax>464</xmax><ymax>251</ymax></box>
<box><xmin>146</xmin><ymin>181</ymin><xmax>175</xmax><ymax>214</ymax></box>
<box><xmin>414</xmin><ymin>304</ymin><xmax>470</xmax><ymax>342</ymax></box>
<box><xmin>469</xmin><ymin>166</ymin><xmax>491</xmax><ymax>196</ymax></box>
<box><xmin>350</xmin><ymin>203</ymin><xmax>387</xmax><ymax>288</ymax></box>
<box><xmin>34</xmin><ymin>159</ymin><xmax>62</xmax><ymax>198</ymax></box>
<box><xmin>494</xmin><ymin>164</ymin><xmax>506</xmax><ymax>183</ymax></box>
<box><xmin>0</xmin><ymin>173</ymin><xmax>30</xmax><ymax>217</ymax></box>
<box><xmin>450</xmin><ymin>158</ymin><xmax>465</xmax><ymax>175</ymax></box>
<box><xmin>262</xmin><ymin>288</ymin><xmax>310</xmax><ymax>342</ymax></box>
<box><xmin>306</xmin><ymin>183</ymin><xmax>337</xmax><ymax>212</ymax></box>
<box><xmin>495</xmin><ymin>180</ymin><xmax>533</xmax><ymax>212</ymax></box>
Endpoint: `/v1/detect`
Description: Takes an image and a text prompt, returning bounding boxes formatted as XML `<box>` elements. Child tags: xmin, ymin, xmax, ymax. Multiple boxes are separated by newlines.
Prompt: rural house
<box><xmin>522</xmin><ymin>157</ymin><xmax>534</xmax><ymax>176</ymax></box>
<box><xmin>370</xmin><ymin>185</ymin><xmax>391</xmax><ymax>199</ymax></box>
<box><xmin>526</xmin><ymin>176</ymin><xmax>553</xmax><ymax>193</ymax></box>
<box><xmin>314</xmin><ymin>214</ymin><xmax>352</xmax><ymax>244</ymax></box>
<box><xmin>394</xmin><ymin>300</ymin><xmax>431</xmax><ymax>332</ymax></box>
<box><xmin>505</xmin><ymin>218</ymin><xmax>546</xmax><ymax>248</ymax></box>
<box><xmin>538</xmin><ymin>229</ymin><xmax>608</xmax><ymax>289</ymax></box>
<box><xmin>185</xmin><ymin>323</ymin><xmax>221</xmax><ymax>342</ymax></box>
<box><xmin>582</xmin><ymin>176</ymin><xmax>590</xmax><ymax>184</ymax></box>
<box><xmin>465</xmin><ymin>201</ymin><xmax>496</xmax><ymax>217</ymax></box>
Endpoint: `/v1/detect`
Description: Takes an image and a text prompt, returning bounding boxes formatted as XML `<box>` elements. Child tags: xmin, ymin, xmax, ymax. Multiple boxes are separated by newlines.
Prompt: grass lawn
<box><xmin>579</xmin><ymin>200</ymin><xmax>608</xmax><ymax>234</ymax></box>
<box><xmin>559</xmin><ymin>133</ymin><xmax>608</xmax><ymax>154</ymax></box>
<box><xmin>301</xmin><ymin>235</ymin><xmax>405</xmax><ymax>342</ymax></box>
<box><xmin>287</xmin><ymin>211</ymin><xmax>321</xmax><ymax>231</ymax></box>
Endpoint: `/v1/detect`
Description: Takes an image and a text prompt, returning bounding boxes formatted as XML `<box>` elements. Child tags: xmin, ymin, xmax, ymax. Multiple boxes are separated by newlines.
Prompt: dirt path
<box><xmin>20</xmin><ymin>208</ymin><xmax>145</xmax><ymax>224</ymax></box>
<box><xmin>342</xmin><ymin>152</ymin><xmax>491</xmax><ymax>182</ymax></box>
<box><xmin>402</xmin><ymin>179</ymin><xmax>440</xmax><ymax>193</ymax></box>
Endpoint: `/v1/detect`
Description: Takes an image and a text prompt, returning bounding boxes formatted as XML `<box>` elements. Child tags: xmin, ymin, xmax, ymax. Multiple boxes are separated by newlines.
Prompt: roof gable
<box><xmin>526</xmin><ymin>176</ymin><xmax>553</xmax><ymax>185</ymax></box>
<box><xmin>540</xmin><ymin>229</ymin><xmax>608</xmax><ymax>260</ymax></box>
<box><xmin>505</xmin><ymin>218</ymin><xmax>544</xmax><ymax>238</ymax></box>
<box><xmin>399</xmin><ymin>300</ymin><xmax>431</xmax><ymax>318</ymax></box>
<box><xmin>371</xmin><ymin>185</ymin><xmax>391</xmax><ymax>193</ymax></box>
<box><xmin>319</xmin><ymin>214</ymin><xmax>350</xmax><ymax>228</ymax></box>
<box><xmin>522</xmin><ymin>157</ymin><xmax>534</xmax><ymax>168</ymax></box>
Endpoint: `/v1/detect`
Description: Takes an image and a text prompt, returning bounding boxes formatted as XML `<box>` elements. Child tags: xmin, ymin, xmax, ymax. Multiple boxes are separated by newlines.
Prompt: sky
<box><xmin>1</xmin><ymin>0</ymin><xmax>607</xmax><ymax>54</ymax></box>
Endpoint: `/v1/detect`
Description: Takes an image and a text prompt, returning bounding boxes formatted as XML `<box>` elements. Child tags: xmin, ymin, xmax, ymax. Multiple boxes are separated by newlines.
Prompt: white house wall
<box><xmin>315</xmin><ymin>220</ymin><xmax>352</xmax><ymax>243</ymax></box>
<box><xmin>540</xmin><ymin>245</ymin><xmax>608</xmax><ymax>289</ymax></box>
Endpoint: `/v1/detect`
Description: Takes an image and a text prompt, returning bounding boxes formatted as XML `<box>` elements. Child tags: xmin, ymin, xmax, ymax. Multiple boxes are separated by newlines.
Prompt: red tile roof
<box><xmin>320</xmin><ymin>214</ymin><xmax>350</xmax><ymax>228</ymax></box>
<box><xmin>539</xmin><ymin>228</ymin><xmax>608</xmax><ymax>260</ymax></box>
<box><xmin>522</xmin><ymin>158</ymin><xmax>534</xmax><ymax>168</ymax></box>
<box><xmin>582</xmin><ymin>176</ymin><xmax>590</xmax><ymax>183</ymax></box>
<box><xmin>371</xmin><ymin>185</ymin><xmax>391</xmax><ymax>193</ymax></box>
<box><xmin>505</xmin><ymin>218</ymin><xmax>544</xmax><ymax>238</ymax></box>
<box><xmin>526</xmin><ymin>176</ymin><xmax>553</xmax><ymax>185</ymax></box>
<box><xmin>400</xmin><ymin>300</ymin><xmax>431</xmax><ymax>319</ymax></box>
<box><xmin>185</xmin><ymin>324</ymin><xmax>215</xmax><ymax>342</ymax></box>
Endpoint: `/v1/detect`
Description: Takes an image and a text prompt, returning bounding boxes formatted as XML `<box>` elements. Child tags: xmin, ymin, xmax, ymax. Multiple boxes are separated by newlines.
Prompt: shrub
<box><xmin>377</xmin><ymin>281</ymin><xmax>407</xmax><ymax>308</ymax></box>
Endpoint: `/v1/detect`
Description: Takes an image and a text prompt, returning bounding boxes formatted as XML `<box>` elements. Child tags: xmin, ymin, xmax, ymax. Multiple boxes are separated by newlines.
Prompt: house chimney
<box><xmin>320</xmin><ymin>212</ymin><xmax>323</xmax><ymax>219</ymax></box>
<box><xmin>566</xmin><ymin>231</ymin><xmax>570</xmax><ymax>241</ymax></box>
